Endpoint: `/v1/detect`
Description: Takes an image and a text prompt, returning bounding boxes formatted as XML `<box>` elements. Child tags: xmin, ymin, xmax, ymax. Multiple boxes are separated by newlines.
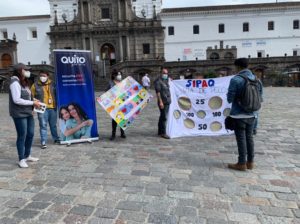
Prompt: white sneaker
<box><xmin>18</xmin><ymin>159</ymin><xmax>29</xmax><ymax>168</ymax></box>
<box><xmin>26</xmin><ymin>156</ymin><xmax>39</xmax><ymax>162</ymax></box>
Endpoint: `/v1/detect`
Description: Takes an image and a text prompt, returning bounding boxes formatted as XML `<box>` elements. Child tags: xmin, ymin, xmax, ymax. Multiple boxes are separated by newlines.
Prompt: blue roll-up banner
<box><xmin>54</xmin><ymin>49</ymin><xmax>99</xmax><ymax>144</ymax></box>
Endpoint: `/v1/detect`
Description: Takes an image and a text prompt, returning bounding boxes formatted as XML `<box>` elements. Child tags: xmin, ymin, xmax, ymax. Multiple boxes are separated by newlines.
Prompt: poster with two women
<box><xmin>54</xmin><ymin>50</ymin><xmax>99</xmax><ymax>144</ymax></box>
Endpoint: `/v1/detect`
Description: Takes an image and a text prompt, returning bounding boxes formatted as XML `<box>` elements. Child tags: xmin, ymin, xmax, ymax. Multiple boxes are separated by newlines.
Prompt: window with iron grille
<box><xmin>193</xmin><ymin>25</ymin><xmax>199</xmax><ymax>34</ymax></box>
<box><xmin>32</xmin><ymin>30</ymin><xmax>37</xmax><ymax>38</ymax></box>
<box><xmin>143</xmin><ymin>43</ymin><xmax>150</xmax><ymax>54</ymax></box>
<box><xmin>168</xmin><ymin>26</ymin><xmax>174</xmax><ymax>35</ymax></box>
<box><xmin>219</xmin><ymin>24</ymin><xmax>225</xmax><ymax>33</ymax></box>
<box><xmin>268</xmin><ymin>21</ymin><xmax>274</xmax><ymax>31</ymax></box>
<box><xmin>101</xmin><ymin>8</ymin><xmax>110</xmax><ymax>19</ymax></box>
<box><xmin>293</xmin><ymin>20</ymin><xmax>299</xmax><ymax>29</ymax></box>
<box><xmin>243</xmin><ymin>22</ymin><xmax>249</xmax><ymax>32</ymax></box>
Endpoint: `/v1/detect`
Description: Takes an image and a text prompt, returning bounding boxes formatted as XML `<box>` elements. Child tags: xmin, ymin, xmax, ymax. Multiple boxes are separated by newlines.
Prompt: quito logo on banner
<box><xmin>97</xmin><ymin>76</ymin><xmax>152</xmax><ymax>130</ymax></box>
<box><xmin>166</xmin><ymin>76</ymin><xmax>233</xmax><ymax>138</ymax></box>
<box><xmin>54</xmin><ymin>50</ymin><xmax>99</xmax><ymax>144</ymax></box>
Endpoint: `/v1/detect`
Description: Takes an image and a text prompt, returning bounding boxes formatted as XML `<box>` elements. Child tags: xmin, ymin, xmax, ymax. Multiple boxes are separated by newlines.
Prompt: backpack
<box><xmin>237</xmin><ymin>74</ymin><xmax>261</xmax><ymax>112</ymax></box>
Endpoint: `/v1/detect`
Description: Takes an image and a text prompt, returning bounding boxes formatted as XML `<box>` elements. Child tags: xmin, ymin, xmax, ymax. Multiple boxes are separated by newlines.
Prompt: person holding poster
<box><xmin>154</xmin><ymin>68</ymin><xmax>171</xmax><ymax>139</ymax></box>
<box><xmin>9</xmin><ymin>63</ymin><xmax>41</xmax><ymax>168</ymax></box>
<box><xmin>106</xmin><ymin>70</ymin><xmax>126</xmax><ymax>140</ymax></box>
<box><xmin>31</xmin><ymin>70</ymin><xmax>60</xmax><ymax>149</ymax></box>
<box><xmin>227</xmin><ymin>58</ymin><xmax>263</xmax><ymax>171</ymax></box>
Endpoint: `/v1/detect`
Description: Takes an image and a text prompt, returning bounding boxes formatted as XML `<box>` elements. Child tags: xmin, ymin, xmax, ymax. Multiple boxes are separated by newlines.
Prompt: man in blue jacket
<box><xmin>227</xmin><ymin>58</ymin><xmax>263</xmax><ymax>171</ymax></box>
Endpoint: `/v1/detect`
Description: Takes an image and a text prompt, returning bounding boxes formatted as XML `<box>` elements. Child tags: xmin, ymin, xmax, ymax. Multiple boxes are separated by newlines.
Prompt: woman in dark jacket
<box><xmin>9</xmin><ymin>63</ymin><xmax>41</xmax><ymax>168</ymax></box>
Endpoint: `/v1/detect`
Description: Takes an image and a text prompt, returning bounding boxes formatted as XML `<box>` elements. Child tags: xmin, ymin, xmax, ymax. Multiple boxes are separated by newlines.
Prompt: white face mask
<box><xmin>40</xmin><ymin>76</ymin><xmax>48</xmax><ymax>83</ymax></box>
<box><xmin>162</xmin><ymin>74</ymin><xmax>168</xmax><ymax>80</ymax></box>
<box><xmin>22</xmin><ymin>70</ymin><xmax>31</xmax><ymax>78</ymax></box>
<box><xmin>116</xmin><ymin>74</ymin><xmax>122</xmax><ymax>81</ymax></box>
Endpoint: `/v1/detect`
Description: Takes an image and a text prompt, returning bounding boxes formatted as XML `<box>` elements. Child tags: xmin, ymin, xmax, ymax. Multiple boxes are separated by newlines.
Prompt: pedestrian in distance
<box><xmin>31</xmin><ymin>70</ymin><xmax>60</xmax><ymax>149</ymax></box>
<box><xmin>227</xmin><ymin>58</ymin><xmax>263</xmax><ymax>171</ymax></box>
<box><xmin>9</xmin><ymin>63</ymin><xmax>41</xmax><ymax>168</ymax></box>
<box><xmin>154</xmin><ymin>68</ymin><xmax>171</xmax><ymax>139</ymax></box>
<box><xmin>142</xmin><ymin>73</ymin><xmax>151</xmax><ymax>90</ymax></box>
<box><xmin>106</xmin><ymin>70</ymin><xmax>126</xmax><ymax>140</ymax></box>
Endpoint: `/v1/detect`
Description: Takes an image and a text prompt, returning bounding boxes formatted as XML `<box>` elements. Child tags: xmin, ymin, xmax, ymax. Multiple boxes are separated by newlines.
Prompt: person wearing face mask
<box><xmin>106</xmin><ymin>70</ymin><xmax>126</xmax><ymax>140</ymax></box>
<box><xmin>9</xmin><ymin>63</ymin><xmax>41</xmax><ymax>168</ymax></box>
<box><xmin>154</xmin><ymin>68</ymin><xmax>171</xmax><ymax>139</ymax></box>
<box><xmin>31</xmin><ymin>70</ymin><xmax>60</xmax><ymax>149</ymax></box>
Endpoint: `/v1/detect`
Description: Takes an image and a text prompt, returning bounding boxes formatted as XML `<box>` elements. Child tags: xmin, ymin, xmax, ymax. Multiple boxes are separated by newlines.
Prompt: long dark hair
<box><xmin>13</xmin><ymin>69</ymin><xmax>30</xmax><ymax>87</ymax></box>
<box><xmin>111</xmin><ymin>69</ymin><xmax>118</xmax><ymax>80</ymax></box>
<box><xmin>59</xmin><ymin>106</ymin><xmax>69</xmax><ymax>120</ymax></box>
<box><xmin>67</xmin><ymin>102</ymin><xmax>88</xmax><ymax>120</ymax></box>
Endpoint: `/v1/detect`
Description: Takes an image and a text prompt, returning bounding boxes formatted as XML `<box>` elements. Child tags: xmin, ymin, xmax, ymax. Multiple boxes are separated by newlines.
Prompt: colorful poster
<box><xmin>167</xmin><ymin>76</ymin><xmax>233</xmax><ymax>138</ymax></box>
<box><xmin>54</xmin><ymin>50</ymin><xmax>99</xmax><ymax>144</ymax></box>
<box><xmin>97</xmin><ymin>76</ymin><xmax>152</xmax><ymax>130</ymax></box>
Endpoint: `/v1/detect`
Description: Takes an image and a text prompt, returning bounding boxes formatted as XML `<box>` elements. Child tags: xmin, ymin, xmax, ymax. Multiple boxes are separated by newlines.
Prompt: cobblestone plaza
<box><xmin>0</xmin><ymin>88</ymin><xmax>299</xmax><ymax>224</ymax></box>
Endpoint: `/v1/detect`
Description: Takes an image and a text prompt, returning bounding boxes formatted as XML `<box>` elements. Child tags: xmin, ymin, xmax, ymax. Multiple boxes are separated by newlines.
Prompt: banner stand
<box><xmin>61</xmin><ymin>137</ymin><xmax>99</xmax><ymax>146</ymax></box>
<box><xmin>54</xmin><ymin>49</ymin><xmax>99</xmax><ymax>145</ymax></box>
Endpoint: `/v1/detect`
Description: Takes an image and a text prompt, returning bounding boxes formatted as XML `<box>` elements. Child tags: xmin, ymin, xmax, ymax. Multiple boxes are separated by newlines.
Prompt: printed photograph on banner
<box><xmin>54</xmin><ymin>50</ymin><xmax>99</xmax><ymax>144</ymax></box>
<box><xmin>58</xmin><ymin>102</ymin><xmax>94</xmax><ymax>141</ymax></box>
<box><xmin>97</xmin><ymin>76</ymin><xmax>152</xmax><ymax>130</ymax></box>
<box><xmin>167</xmin><ymin>76</ymin><xmax>234</xmax><ymax>138</ymax></box>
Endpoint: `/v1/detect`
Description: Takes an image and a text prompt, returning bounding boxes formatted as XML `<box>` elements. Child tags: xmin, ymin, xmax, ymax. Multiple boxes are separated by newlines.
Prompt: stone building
<box><xmin>48</xmin><ymin>0</ymin><xmax>165</xmax><ymax>89</ymax></box>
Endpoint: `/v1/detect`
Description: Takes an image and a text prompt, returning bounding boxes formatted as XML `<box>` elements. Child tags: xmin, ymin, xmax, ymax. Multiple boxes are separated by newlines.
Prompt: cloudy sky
<box><xmin>0</xmin><ymin>0</ymin><xmax>299</xmax><ymax>17</ymax></box>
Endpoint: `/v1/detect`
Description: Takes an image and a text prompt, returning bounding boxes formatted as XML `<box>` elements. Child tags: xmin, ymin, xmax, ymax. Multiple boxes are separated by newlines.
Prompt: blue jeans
<box><xmin>158</xmin><ymin>104</ymin><xmax>169</xmax><ymax>135</ymax></box>
<box><xmin>234</xmin><ymin>118</ymin><xmax>255</xmax><ymax>164</ymax></box>
<box><xmin>37</xmin><ymin>108</ymin><xmax>59</xmax><ymax>144</ymax></box>
<box><xmin>13</xmin><ymin>116</ymin><xmax>35</xmax><ymax>161</ymax></box>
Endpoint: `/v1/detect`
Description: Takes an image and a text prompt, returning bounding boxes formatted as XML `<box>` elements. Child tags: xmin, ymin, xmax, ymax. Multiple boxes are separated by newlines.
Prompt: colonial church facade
<box><xmin>48</xmin><ymin>0</ymin><xmax>165</xmax><ymax>83</ymax></box>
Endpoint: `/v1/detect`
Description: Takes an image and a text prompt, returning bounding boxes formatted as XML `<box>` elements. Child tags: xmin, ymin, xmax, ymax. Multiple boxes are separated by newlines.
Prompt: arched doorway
<box><xmin>134</xmin><ymin>69</ymin><xmax>153</xmax><ymax>84</ymax></box>
<box><xmin>215</xmin><ymin>67</ymin><xmax>232</xmax><ymax>77</ymax></box>
<box><xmin>224</xmin><ymin>52</ymin><xmax>234</xmax><ymax>60</ymax></box>
<box><xmin>100</xmin><ymin>43</ymin><xmax>116</xmax><ymax>65</ymax></box>
<box><xmin>1</xmin><ymin>53</ymin><xmax>12</xmax><ymax>68</ymax></box>
<box><xmin>210</xmin><ymin>52</ymin><xmax>220</xmax><ymax>60</ymax></box>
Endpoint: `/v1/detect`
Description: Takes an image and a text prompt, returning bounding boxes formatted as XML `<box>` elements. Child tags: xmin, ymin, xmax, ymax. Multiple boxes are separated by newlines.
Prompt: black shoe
<box><xmin>121</xmin><ymin>134</ymin><xmax>126</xmax><ymax>139</ymax></box>
<box><xmin>253</xmin><ymin>129</ymin><xmax>257</xmax><ymax>135</ymax></box>
<box><xmin>41</xmin><ymin>144</ymin><xmax>47</xmax><ymax>149</ymax></box>
<box><xmin>160</xmin><ymin>134</ymin><xmax>170</xmax><ymax>139</ymax></box>
<box><xmin>110</xmin><ymin>135</ymin><xmax>116</xmax><ymax>141</ymax></box>
<box><xmin>54</xmin><ymin>140</ymin><xmax>61</xmax><ymax>144</ymax></box>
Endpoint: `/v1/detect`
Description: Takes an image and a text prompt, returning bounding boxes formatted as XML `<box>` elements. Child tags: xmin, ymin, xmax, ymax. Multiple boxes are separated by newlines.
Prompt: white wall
<box><xmin>162</xmin><ymin>7</ymin><xmax>300</xmax><ymax>61</ymax></box>
<box><xmin>0</xmin><ymin>16</ymin><xmax>51</xmax><ymax>64</ymax></box>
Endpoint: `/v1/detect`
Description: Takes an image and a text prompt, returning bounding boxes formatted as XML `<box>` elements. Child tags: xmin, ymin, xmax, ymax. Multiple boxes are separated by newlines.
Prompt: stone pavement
<box><xmin>0</xmin><ymin>87</ymin><xmax>299</xmax><ymax>224</ymax></box>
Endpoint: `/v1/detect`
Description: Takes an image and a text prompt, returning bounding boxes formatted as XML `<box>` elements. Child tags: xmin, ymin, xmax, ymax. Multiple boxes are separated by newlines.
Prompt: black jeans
<box><xmin>158</xmin><ymin>104</ymin><xmax>169</xmax><ymax>135</ymax></box>
<box><xmin>234</xmin><ymin>118</ymin><xmax>255</xmax><ymax>164</ymax></box>
<box><xmin>112</xmin><ymin>119</ymin><xmax>125</xmax><ymax>136</ymax></box>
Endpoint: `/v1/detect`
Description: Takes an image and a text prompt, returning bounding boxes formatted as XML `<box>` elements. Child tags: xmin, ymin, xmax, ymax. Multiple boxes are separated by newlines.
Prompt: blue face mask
<box><xmin>162</xmin><ymin>74</ymin><xmax>168</xmax><ymax>80</ymax></box>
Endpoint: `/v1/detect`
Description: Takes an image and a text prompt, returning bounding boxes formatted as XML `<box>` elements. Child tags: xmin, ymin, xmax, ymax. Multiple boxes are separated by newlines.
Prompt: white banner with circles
<box><xmin>166</xmin><ymin>76</ymin><xmax>233</xmax><ymax>138</ymax></box>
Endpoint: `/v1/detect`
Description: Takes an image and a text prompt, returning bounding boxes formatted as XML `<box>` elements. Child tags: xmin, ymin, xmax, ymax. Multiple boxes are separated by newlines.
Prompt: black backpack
<box><xmin>237</xmin><ymin>74</ymin><xmax>261</xmax><ymax>112</ymax></box>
